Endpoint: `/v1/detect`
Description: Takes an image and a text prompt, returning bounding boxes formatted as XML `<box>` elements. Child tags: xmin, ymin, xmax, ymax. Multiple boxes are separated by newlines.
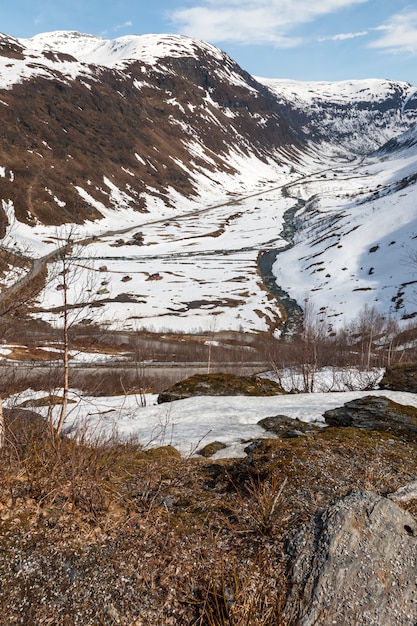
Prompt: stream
<box><xmin>257</xmin><ymin>199</ymin><xmax>305</xmax><ymax>336</ymax></box>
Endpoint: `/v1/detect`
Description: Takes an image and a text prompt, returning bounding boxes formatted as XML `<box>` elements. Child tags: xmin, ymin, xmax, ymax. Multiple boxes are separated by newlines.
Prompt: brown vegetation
<box><xmin>1</xmin><ymin>405</ymin><xmax>417</xmax><ymax>624</ymax></box>
<box><xmin>0</xmin><ymin>45</ymin><xmax>307</xmax><ymax>227</ymax></box>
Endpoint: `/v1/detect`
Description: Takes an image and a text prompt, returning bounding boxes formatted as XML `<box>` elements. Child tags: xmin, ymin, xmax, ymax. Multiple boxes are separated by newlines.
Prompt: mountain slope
<box><xmin>259</xmin><ymin>77</ymin><xmax>417</xmax><ymax>157</ymax></box>
<box><xmin>272</xmin><ymin>128</ymin><xmax>417</xmax><ymax>326</ymax></box>
<box><xmin>0</xmin><ymin>31</ymin><xmax>308</xmax><ymax>229</ymax></box>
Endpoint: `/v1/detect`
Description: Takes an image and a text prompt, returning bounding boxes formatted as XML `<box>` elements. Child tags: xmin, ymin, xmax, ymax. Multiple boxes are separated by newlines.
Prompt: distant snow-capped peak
<box><xmin>20</xmin><ymin>31</ymin><xmax>227</xmax><ymax>68</ymax></box>
<box><xmin>257</xmin><ymin>76</ymin><xmax>416</xmax><ymax>106</ymax></box>
<box><xmin>21</xmin><ymin>30</ymin><xmax>102</xmax><ymax>58</ymax></box>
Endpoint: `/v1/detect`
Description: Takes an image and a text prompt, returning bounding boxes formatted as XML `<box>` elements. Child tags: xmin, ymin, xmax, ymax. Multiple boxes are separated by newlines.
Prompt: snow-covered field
<box><xmin>10</xmin><ymin>176</ymin><xmax>299</xmax><ymax>334</ymax></box>
<box><xmin>9</xmin><ymin>386</ymin><xmax>417</xmax><ymax>459</ymax></box>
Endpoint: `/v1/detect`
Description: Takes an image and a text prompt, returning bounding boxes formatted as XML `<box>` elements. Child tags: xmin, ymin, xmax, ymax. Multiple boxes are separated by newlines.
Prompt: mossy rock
<box><xmin>258</xmin><ymin>415</ymin><xmax>321</xmax><ymax>438</ymax></box>
<box><xmin>380</xmin><ymin>362</ymin><xmax>417</xmax><ymax>393</ymax></box>
<box><xmin>142</xmin><ymin>445</ymin><xmax>181</xmax><ymax>459</ymax></box>
<box><xmin>157</xmin><ymin>373</ymin><xmax>286</xmax><ymax>403</ymax></box>
<box><xmin>18</xmin><ymin>395</ymin><xmax>76</xmax><ymax>407</ymax></box>
<box><xmin>324</xmin><ymin>395</ymin><xmax>417</xmax><ymax>439</ymax></box>
<box><xmin>197</xmin><ymin>441</ymin><xmax>227</xmax><ymax>458</ymax></box>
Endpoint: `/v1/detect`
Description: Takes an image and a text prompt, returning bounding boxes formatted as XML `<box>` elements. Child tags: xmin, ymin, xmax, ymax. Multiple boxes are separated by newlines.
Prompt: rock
<box><xmin>157</xmin><ymin>373</ymin><xmax>286</xmax><ymax>403</ymax></box>
<box><xmin>243</xmin><ymin>440</ymin><xmax>264</xmax><ymax>455</ymax></box>
<box><xmin>142</xmin><ymin>445</ymin><xmax>181</xmax><ymax>459</ymax></box>
<box><xmin>285</xmin><ymin>490</ymin><xmax>417</xmax><ymax>625</ymax></box>
<box><xmin>388</xmin><ymin>480</ymin><xmax>417</xmax><ymax>503</ymax></box>
<box><xmin>323</xmin><ymin>395</ymin><xmax>417</xmax><ymax>439</ymax></box>
<box><xmin>258</xmin><ymin>415</ymin><xmax>321</xmax><ymax>438</ymax></box>
<box><xmin>197</xmin><ymin>441</ymin><xmax>227</xmax><ymax>457</ymax></box>
<box><xmin>380</xmin><ymin>362</ymin><xmax>417</xmax><ymax>393</ymax></box>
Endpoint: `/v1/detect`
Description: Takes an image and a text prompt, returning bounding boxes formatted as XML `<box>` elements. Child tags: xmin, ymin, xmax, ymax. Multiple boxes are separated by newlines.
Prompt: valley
<box><xmin>1</xmin><ymin>29</ymin><xmax>417</xmax><ymax>626</ymax></box>
<box><xmin>0</xmin><ymin>32</ymin><xmax>415</xmax><ymax>350</ymax></box>
<box><xmin>0</xmin><ymin>29</ymin><xmax>415</xmax><ymax>421</ymax></box>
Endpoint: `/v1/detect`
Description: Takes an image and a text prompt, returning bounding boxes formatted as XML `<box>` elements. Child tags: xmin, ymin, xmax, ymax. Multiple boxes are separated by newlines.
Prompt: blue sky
<box><xmin>2</xmin><ymin>0</ymin><xmax>417</xmax><ymax>83</ymax></box>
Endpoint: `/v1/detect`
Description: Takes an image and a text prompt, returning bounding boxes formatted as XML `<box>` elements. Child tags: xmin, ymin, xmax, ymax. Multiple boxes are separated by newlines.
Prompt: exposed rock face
<box><xmin>323</xmin><ymin>395</ymin><xmax>417</xmax><ymax>439</ymax></box>
<box><xmin>388</xmin><ymin>481</ymin><xmax>417</xmax><ymax>503</ymax></box>
<box><xmin>285</xmin><ymin>490</ymin><xmax>417</xmax><ymax>625</ymax></box>
<box><xmin>380</xmin><ymin>362</ymin><xmax>417</xmax><ymax>393</ymax></box>
<box><xmin>157</xmin><ymin>372</ymin><xmax>285</xmax><ymax>403</ymax></box>
<box><xmin>257</xmin><ymin>414</ymin><xmax>320</xmax><ymax>438</ymax></box>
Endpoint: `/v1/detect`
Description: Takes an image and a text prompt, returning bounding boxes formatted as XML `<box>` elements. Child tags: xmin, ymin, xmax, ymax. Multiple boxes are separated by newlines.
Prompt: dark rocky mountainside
<box><xmin>0</xmin><ymin>32</ymin><xmax>308</xmax><ymax>227</ymax></box>
<box><xmin>0</xmin><ymin>32</ymin><xmax>416</xmax><ymax>229</ymax></box>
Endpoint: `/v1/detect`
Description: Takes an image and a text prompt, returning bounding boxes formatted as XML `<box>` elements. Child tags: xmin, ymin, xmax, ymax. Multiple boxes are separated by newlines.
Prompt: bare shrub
<box><xmin>266</xmin><ymin>302</ymin><xmax>417</xmax><ymax>391</ymax></box>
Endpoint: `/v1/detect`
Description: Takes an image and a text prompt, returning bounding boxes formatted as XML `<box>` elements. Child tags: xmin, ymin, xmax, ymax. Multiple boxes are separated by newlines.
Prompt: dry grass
<box><xmin>1</xmin><ymin>407</ymin><xmax>417</xmax><ymax>624</ymax></box>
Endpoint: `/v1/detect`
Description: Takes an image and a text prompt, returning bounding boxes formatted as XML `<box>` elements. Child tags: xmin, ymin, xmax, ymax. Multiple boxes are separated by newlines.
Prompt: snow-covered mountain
<box><xmin>0</xmin><ymin>30</ymin><xmax>310</xmax><ymax>227</ymax></box>
<box><xmin>259</xmin><ymin>77</ymin><xmax>417</xmax><ymax>157</ymax></box>
<box><xmin>0</xmin><ymin>30</ymin><xmax>416</xmax><ymax>333</ymax></box>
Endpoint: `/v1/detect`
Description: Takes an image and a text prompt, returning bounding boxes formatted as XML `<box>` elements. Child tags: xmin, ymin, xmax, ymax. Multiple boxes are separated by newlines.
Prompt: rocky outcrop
<box><xmin>157</xmin><ymin>373</ymin><xmax>286</xmax><ymax>403</ymax></box>
<box><xmin>197</xmin><ymin>440</ymin><xmax>227</xmax><ymax>457</ymax></box>
<box><xmin>323</xmin><ymin>395</ymin><xmax>417</xmax><ymax>439</ymax></box>
<box><xmin>380</xmin><ymin>362</ymin><xmax>417</xmax><ymax>393</ymax></box>
<box><xmin>285</xmin><ymin>490</ymin><xmax>417</xmax><ymax>625</ymax></box>
<box><xmin>388</xmin><ymin>481</ymin><xmax>417</xmax><ymax>503</ymax></box>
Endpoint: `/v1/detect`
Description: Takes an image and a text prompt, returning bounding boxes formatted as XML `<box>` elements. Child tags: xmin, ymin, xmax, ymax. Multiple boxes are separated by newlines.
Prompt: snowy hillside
<box><xmin>259</xmin><ymin>77</ymin><xmax>417</xmax><ymax>156</ymax></box>
<box><xmin>272</xmin><ymin>134</ymin><xmax>417</xmax><ymax>328</ymax></box>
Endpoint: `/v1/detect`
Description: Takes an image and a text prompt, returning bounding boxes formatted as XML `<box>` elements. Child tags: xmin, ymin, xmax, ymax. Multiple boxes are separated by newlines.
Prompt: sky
<box><xmin>1</xmin><ymin>1</ymin><xmax>417</xmax><ymax>84</ymax></box>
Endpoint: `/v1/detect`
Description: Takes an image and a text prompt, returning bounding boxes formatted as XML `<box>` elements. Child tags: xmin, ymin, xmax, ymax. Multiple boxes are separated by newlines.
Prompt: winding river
<box><xmin>257</xmin><ymin>199</ymin><xmax>305</xmax><ymax>336</ymax></box>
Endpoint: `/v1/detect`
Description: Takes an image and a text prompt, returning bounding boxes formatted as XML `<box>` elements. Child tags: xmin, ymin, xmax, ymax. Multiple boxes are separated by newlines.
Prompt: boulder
<box><xmin>197</xmin><ymin>441</ymin><xmax>227</xmax><ymax>458</ymax></box>
<box><xmin>157</xmin><ymin>373</ymin><xmax>285</xmax><ymax>403</ymax></box>
<box><xmin>285</xmin><ymin>490</ymin><xmax>417</xmax><ymax>625</ymax></box>
<box><xmin>323</xmin><ymin>395</ymin><xmax>417</xmax><ymax>439</ymax></box>
<box><xmin>257</xmin><ymin>415</ymin><xmax>321</xmax><ymax>438</ymax></box>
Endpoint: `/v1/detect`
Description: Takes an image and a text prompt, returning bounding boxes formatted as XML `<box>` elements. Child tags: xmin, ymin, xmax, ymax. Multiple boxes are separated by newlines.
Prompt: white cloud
<box><xmin>319</xmin><ymin>30</ymin><xmax>368</xmax><ymax>42</ymax></box>
<box><xmin>114</xmin><ymin>20</ymin><xmax>133</xmax><ymax>32</ymax></box>
<box><xmin>369</xmin><ymin>10</ymin><xmax>417</xmax><ymax>55</ymax></box>
<box><xmin>170</xmin><ymin>0</ymin><xmax>368</xmax><ymax>46</ymax></box>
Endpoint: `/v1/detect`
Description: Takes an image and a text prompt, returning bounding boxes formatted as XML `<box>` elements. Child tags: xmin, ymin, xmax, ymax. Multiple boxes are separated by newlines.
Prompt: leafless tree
<box><xmin>48</xmin><ymin>228</ymin><xmax>98</xmax><ymax>437</ymax></box>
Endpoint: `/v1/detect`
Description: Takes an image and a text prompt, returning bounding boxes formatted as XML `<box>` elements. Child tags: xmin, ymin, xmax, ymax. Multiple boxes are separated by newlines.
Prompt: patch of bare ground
<box><xmin>1</xmin><ymin>409</ymin><xmax>417</xmax><ymax>624</ymax></box>
<box><xmin>2</xmin><ymin>346</ymin><xmax>63</xmax><ymax>361</ymax></box>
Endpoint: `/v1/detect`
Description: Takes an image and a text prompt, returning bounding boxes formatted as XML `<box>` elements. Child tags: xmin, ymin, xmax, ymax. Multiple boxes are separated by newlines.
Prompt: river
<box><xmin>257</xmin><ymin>199</ymin><xmax>305</xmax><ymax>336</ymax></box>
